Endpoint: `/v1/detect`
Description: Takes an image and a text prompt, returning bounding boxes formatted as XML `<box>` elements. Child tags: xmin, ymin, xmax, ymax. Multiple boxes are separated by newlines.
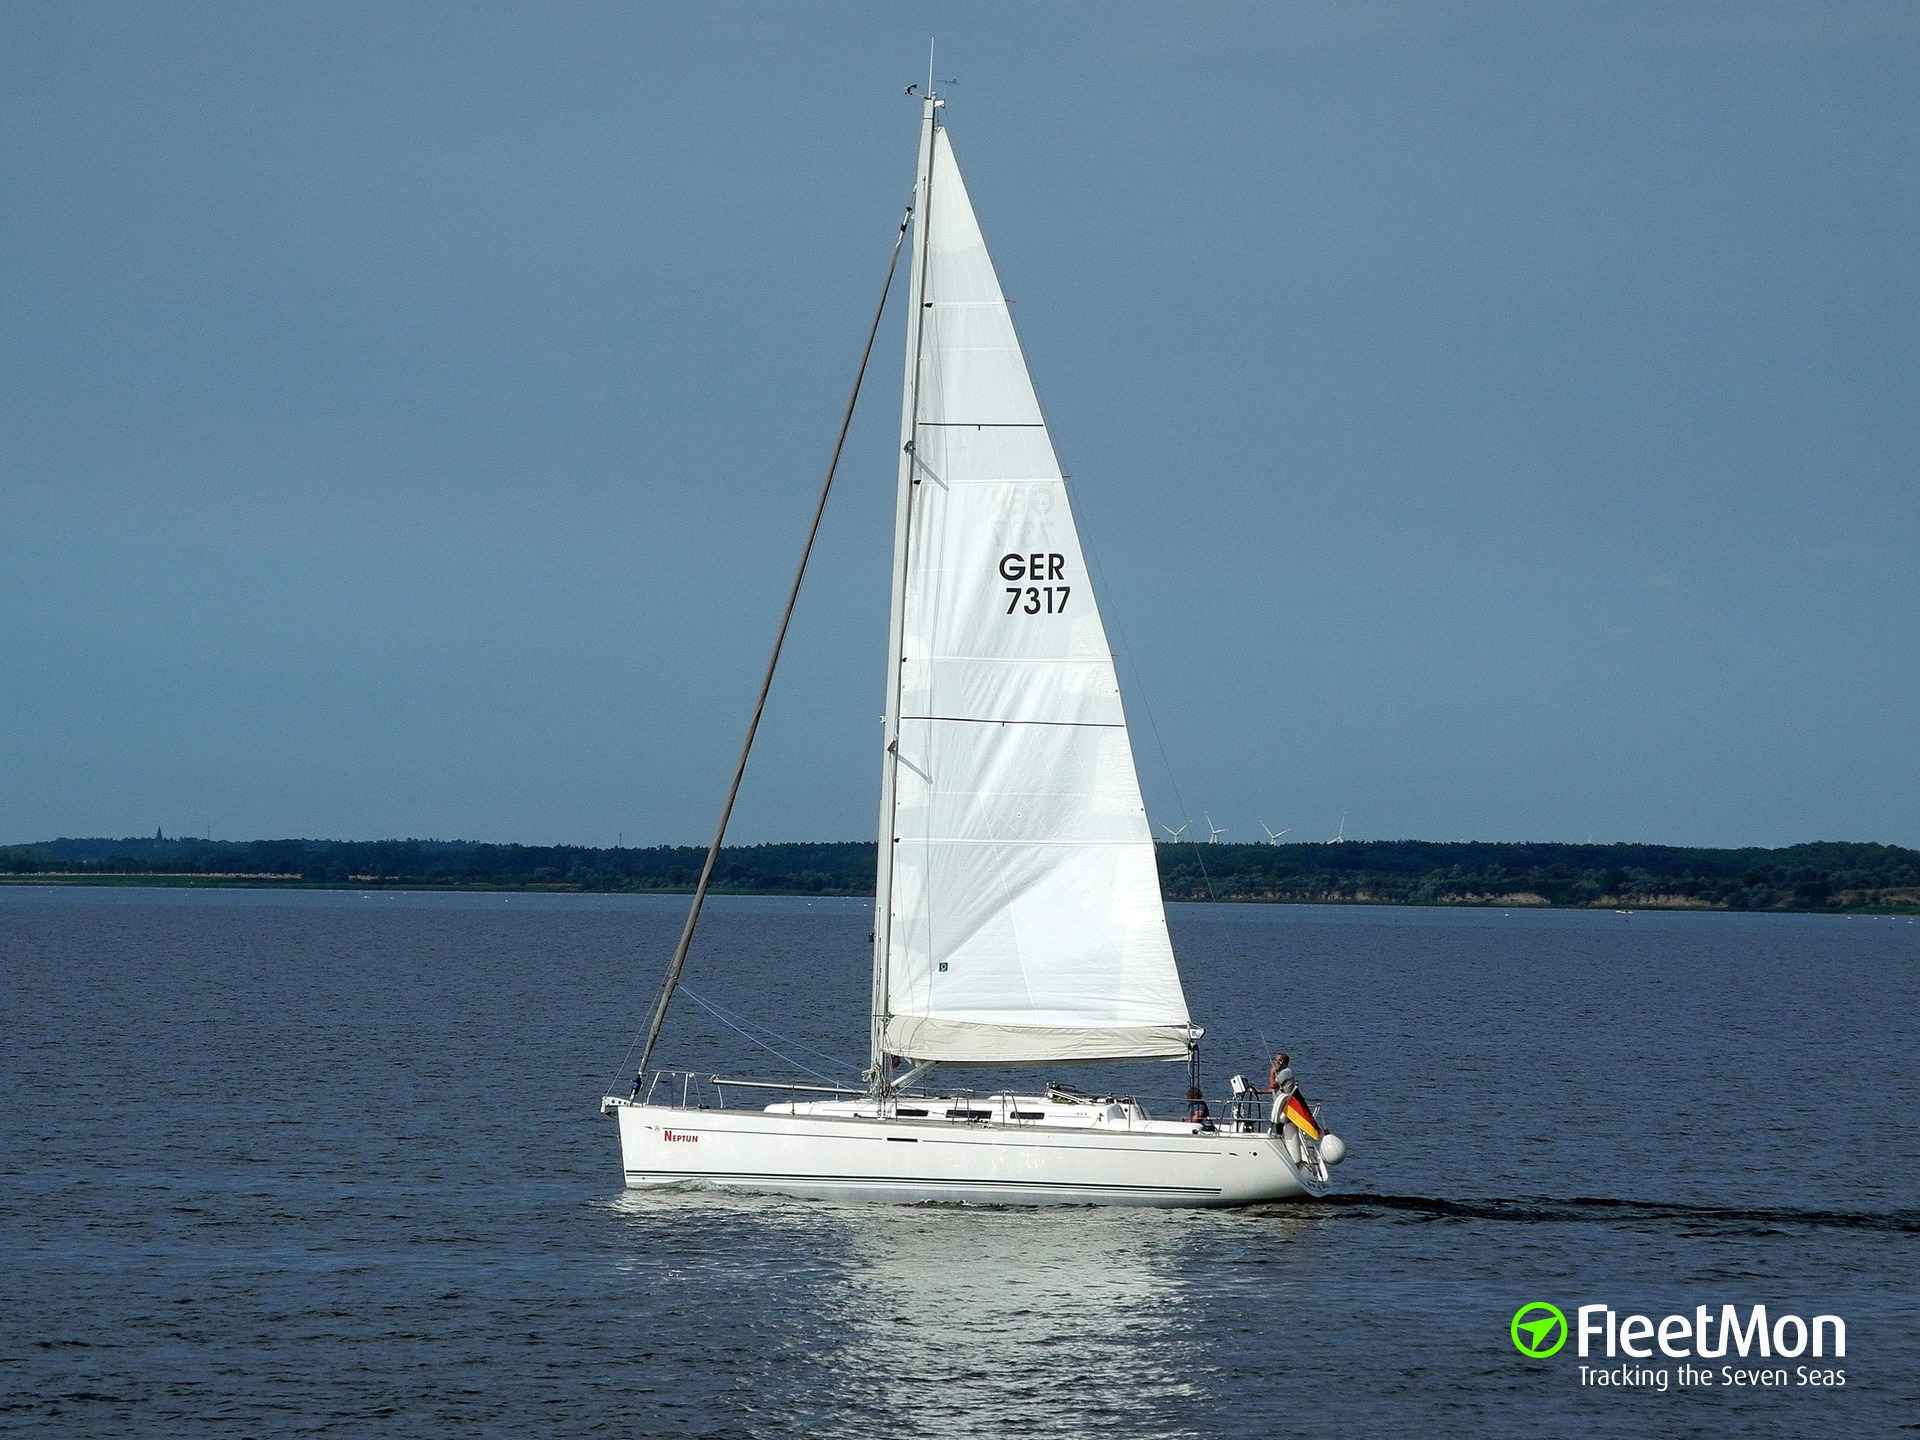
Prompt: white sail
<box><xmin>877</xmin><ymin>125</ymin><xmax>1192</xmax><ymax>1066</ymax></box>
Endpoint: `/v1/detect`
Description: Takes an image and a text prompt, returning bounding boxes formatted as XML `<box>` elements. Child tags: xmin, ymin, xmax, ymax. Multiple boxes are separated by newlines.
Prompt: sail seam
<box><xmin>909</xmin><ymin>654</ymin><xmax>1108</xmax><ymax>664</ymax></box>
<box><xmin>903</xmin><ymin>839</ymin><xmax>1150</xmax><ymax>847</ymax></box>
<box><xmin>901</xmin><ymin>714</ymin><xmax>1123</xmax><ymax>728</ymax></box>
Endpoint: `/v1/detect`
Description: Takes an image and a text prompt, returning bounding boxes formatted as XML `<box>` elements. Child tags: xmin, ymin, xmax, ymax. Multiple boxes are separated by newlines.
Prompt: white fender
<box><xmin>1278</xmin><ymin>1122</ymin><xmax>1302</xmax><ymax>1162</ymax></box>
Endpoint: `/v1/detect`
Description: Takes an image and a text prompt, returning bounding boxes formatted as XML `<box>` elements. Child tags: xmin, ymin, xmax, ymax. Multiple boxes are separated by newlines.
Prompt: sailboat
<box><xmin>602</xmin><ymin>92</ymin><xmax>1345</xmax><ymax>1207</ymax></box>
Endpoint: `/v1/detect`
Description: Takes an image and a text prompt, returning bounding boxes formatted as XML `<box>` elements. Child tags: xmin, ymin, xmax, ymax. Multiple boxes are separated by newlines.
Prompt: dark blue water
<box><xmin>3</xmin><ymin>887</ymin><xmax>1916</xmax><ymax>1437</ymax></box>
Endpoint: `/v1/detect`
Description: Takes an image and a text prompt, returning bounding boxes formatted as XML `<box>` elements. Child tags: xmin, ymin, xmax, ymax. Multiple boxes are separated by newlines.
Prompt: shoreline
<box><xmin>5</xmin><ymin>873</ymin><xmax>1912</xmax><ymax>914</ymax></box>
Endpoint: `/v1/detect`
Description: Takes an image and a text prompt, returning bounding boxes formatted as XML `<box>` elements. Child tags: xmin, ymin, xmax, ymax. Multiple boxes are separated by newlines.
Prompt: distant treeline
<box><xmin>4</xmin><ymin>836</ymin><xmax>1917</xmax><ymax>912</ymax></box>
<box><xmin>1153</xmin><ymin>839</ymin><xmax>1919</xmax><ymax>912</ymax></box>
<box><xmin>0</xmin><ymin>837</ymin><xmax>867</xmax><ymax>896</ymax></box>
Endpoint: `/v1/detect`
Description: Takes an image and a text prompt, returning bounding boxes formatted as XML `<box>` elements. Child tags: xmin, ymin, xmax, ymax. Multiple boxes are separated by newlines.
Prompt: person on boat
<box><xmin>1267</xmin><ymin>1052</ymin><xmax>1320</xmax><ymax>1141</ymax></box>
<box><xmin>1184</xmin><ymin>1087</ymin><xmax>1214</xmax><ymax>1131</ymax></box>
<box><xmin>1265</xmin><ymin>1053</ymin><xmax>1296</xmax><ymax>1133</ymax></box>
<box><xmin>629</xmin><ymin>1070</ymin><xmax>644</xmax><ymax>1100</ymax></box>
<box><xmin>1267</xmin><ymin>1052</ymin><xmax>1294</xmax><ymax>1097</ymax></box>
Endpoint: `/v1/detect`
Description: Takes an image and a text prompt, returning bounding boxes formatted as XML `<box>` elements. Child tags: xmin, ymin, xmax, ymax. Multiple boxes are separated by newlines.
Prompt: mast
<box><xmin>870</xmin><ymin>92</ymin><xmax>940</xmax><ymax>1085</ymax></box>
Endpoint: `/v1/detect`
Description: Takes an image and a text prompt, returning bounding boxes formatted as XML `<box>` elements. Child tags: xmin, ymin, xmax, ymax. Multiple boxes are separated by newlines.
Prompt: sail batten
<box><xmin>877</xmin><ymin>122</ymin><xmax>1192</xmax><ymax>1069</ymax></box>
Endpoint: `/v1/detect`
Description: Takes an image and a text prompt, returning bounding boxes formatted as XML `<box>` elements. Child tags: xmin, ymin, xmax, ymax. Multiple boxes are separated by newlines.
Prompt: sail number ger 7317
<box><xmin>1000</xmin><ymin>551</ymin><xmax>1070</xmax><ymax>615</ymax></box>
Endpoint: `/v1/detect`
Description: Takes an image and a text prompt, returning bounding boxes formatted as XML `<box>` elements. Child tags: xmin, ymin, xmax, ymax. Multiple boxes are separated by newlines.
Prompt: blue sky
<box><xmin>2</xmin><ymin>2</ymin><xmax>1914</xmax><ymax>848</ymax></box>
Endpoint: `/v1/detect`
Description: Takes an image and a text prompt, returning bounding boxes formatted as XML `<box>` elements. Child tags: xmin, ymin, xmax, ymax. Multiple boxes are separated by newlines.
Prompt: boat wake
<box><xmin>1313</xmin><ymin>1192</ymin><xmax>1920</xmax><ymax>1235</ymax></box>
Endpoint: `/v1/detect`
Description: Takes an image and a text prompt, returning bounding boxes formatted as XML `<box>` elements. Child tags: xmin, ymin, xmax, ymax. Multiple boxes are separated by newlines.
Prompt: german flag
<box><xmin>1281</xmin><ymin>1091</ymin><xmax>1322</xmax><ymax>1141</ymax></box>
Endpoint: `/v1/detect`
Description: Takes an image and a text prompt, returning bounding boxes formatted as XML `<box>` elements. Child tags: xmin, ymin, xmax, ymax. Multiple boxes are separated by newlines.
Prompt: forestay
<box><xmin>878</xmin><ymin>126</ymin><xmax>1192</xmax><ymax>1066</ymax></box>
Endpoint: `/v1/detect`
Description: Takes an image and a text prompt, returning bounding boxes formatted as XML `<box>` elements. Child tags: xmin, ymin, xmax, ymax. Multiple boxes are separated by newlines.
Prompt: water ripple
<box><xmin>1322</xmin><ymin>1192</ymin><xmax>1920</xmax><ymax>1234</ymax></box>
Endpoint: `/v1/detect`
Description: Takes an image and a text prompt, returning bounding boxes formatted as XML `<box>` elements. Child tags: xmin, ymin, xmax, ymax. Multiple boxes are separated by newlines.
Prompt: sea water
<box><xmin>2</xmin><ymin>886</ymin><xmax>1915</xmax><ymax>1437</ymax></box>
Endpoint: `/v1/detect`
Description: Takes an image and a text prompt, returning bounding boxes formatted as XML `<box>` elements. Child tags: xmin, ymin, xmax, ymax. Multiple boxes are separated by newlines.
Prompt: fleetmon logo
<box><xmin>1511</xmin><ymin>1302</ymin><xmax>1569</xmax><ymax>1358</ymax></box>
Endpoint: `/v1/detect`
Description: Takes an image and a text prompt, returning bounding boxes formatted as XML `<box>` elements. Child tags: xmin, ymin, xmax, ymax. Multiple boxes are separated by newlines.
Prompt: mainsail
<box><xmin>872</xmin><ymin>109</ymin><xmax>1192</xmax><ymax>1067</ymax></box>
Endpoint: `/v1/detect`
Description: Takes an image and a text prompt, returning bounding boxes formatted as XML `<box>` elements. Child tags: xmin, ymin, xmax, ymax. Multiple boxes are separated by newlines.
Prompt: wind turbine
<box><xmin>1205</xmin><ymin>816</ymin><xmax>1227</xmax><ymax>844</ymax></box>
<box><xmin>1260</xmin><ymin>823</ymin><xmax>1290</xmax><ymax>845</ymax></box>
<box><xmin>1327</xmin><ymin>812</ymin><xmax>1347</xmax><ymax>844</ymax></box>
<box><xmin>1158</xmin><ymin>822</ymin><xmax>1190</xmax><ymax>844</ymax></box>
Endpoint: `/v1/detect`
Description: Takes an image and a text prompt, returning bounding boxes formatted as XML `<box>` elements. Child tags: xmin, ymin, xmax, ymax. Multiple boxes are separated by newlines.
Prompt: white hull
<box><xmin>604</xmin><ymin>1095</ymin><xmax>1327</xmax><ymax>1208</ymax></box>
